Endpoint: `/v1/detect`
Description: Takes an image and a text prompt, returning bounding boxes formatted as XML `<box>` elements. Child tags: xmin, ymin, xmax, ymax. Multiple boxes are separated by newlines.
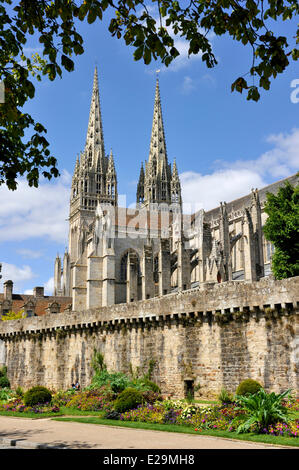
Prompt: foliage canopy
<box><xmin>1</xmin><ymin>0</ymin><xmax>298</xmax><ymax>189</ymax></box>
<box><xmin>263</xmin><ymin>178</ymin><xmax>299</xmax><ymax>280</ymax></box>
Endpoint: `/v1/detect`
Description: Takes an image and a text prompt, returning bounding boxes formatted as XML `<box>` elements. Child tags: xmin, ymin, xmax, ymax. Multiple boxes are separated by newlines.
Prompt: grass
<box><xmin>51</xmin><ymin>416</ymin><xmax>299</xmax><ymax>448</ymax></box>
<box><xmin>0</xmin><ymin>407</ymin><xmax>106</xmax><ymax>419</ymax></box>
<box><xmin>0</xmin><ymin>409</ymin><xmax>64</xmax><ymax>419</ymax></box>
<box><xmin>194</xmin><ymin>399</ymin><xmax>219</xmax><ymax>404</ymax></box>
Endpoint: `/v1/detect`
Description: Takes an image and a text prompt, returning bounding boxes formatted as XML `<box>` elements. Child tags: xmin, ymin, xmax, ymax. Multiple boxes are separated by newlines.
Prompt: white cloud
<box><xmin>24</xmin><ymin>289</ymin><xmax>33</xmax><ymax>295</ymax></box>
<box><xmin>44</xmin><ymin>277</ymin><xmax>54</xmax><ymax>296</ymax></box>
<box><xmin>0</xmin><ymin>262</ymin><xmax>36</xmax><ymax>293</ymax></box>
<box><xmin>182</xmin><ymin>76</ymin><xmax>196</xmax><ymax>94</ymax></box>
<box><xmin>181</xmin><ymin>169</ymin><xmax>266</xmax><ymax>213</ymax></box>
<box><xmin>181</xmin><ymin>128</ymin><xmax>299</xmax><ymax>212</ymax></box>
<box><xmin>221</xmin><ymin>128</ymin><xmax>299</xmax><ymax>179</ymax></box>
<box><xmin>0</xmin><ymin>170</ymin><xmax>71</xmax><ymax>243</ymax></box>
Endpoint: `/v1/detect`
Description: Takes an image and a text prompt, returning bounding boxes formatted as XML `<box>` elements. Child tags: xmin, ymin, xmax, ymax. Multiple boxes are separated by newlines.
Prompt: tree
<box><xmin>1</xmin><ymin>0</ymin><xmax>298</xmax><ymax>189</ymax></box>
<box><xmin>263</xmin><ymin>177</ymin><xmax>299</xmax><ymax>280</ymax></box>
<box><xmin>1</xmin><ymin>308</ymin><xmax>27</xmax><ymax>321</ymax></box>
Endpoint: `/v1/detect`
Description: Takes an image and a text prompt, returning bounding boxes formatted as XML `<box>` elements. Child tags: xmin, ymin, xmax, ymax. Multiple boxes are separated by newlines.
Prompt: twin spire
<box><xmin>137</xmin><ymin>77</ymin><xmax>182</xmax><ymax>208</ymax></box>
<box><xmin>85</xmin><ymin>66</ymin><xmax>105</xmax><ymax>167</ymax></box>
<box><xmin>70</xmin><ymin>66</ymin><xmax>117</xmax><ymax>208</ymax></box>
<box><xmin>71</xmin><ymin>67</ymin><xmax>181</xmax><ymax>212</ymax></box>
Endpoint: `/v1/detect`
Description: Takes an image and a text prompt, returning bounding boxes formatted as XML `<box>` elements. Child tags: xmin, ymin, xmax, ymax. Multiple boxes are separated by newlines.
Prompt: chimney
<box><xmin>3</xmin><ymin>280</ymin><xmax>13</xmax><ymax>301</ymax></box>
<box><xmin>33</xmin><ymin>287</ymin><xmax>44</xmax><ymax>298</ymax></box>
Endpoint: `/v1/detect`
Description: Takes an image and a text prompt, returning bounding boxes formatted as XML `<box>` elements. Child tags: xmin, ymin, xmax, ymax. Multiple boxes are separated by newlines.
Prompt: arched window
<box><xmin>120</xmin><ymin>250</ymin><xmax>141</xmax><ymax>282</ymax></box>
<box><xmin>120</xmin><ymin>253</ymin><xmax>128</xmax><ymax>282</ymax></box>
<box><xmin>88</xmin><ymin>147</ymin><xmax>92</xmax><ymax>167</ymax></box>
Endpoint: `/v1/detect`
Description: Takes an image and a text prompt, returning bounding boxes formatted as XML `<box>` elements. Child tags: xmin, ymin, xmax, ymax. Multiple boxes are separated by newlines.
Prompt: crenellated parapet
<box><xmin>1</xmin><ymin>276</ymin><xmax>298</xmax><ymax>341</ymax></box>
<box><xmin>1</xmin><ymin>276</ymin><xmax>298</xmax><ymax>397</ymax></box>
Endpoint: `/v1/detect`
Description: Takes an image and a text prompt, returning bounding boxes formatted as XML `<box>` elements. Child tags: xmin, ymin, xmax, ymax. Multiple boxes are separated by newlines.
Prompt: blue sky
<box><xmin>0</xmin><ymin>10</ymin><xmax>298</xmax><ymax>296</ymax></box>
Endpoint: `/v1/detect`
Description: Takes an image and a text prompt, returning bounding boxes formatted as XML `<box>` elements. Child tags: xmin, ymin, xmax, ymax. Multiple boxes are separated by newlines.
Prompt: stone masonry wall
<box><xmin>0</xmin><ymin>276</ymin><xmax>298</xmax><ymax>398</ymax></box>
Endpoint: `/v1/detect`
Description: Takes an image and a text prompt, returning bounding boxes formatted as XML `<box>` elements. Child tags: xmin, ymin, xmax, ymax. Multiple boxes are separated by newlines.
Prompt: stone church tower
<box><xmin>52</xmin><ymin>66</ymin><xmax>294</xmax><ymax>311</ymax></box>
<box><xmin>136</xmin><ymin>78</ymin><xmax>182</xmax><ymax>209</ymax></box>
<box><xmin>54</xmin><ymin>67</ymin><xmax>118</xmax><ymax>298</ymax></box>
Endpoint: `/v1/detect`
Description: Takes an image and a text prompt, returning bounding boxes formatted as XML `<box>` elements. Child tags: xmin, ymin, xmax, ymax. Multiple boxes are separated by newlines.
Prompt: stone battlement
<box><xmin>0</xmin><ymin>276</ymin><xmax>298</xmax><ymax>339</ymax></box>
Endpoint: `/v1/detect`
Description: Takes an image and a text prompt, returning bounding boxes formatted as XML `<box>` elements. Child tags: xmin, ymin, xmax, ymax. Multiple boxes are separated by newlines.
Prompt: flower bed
<box><xmin>0</xmin><ymin>397</ymin><xmax>60</xmax><ymax>414</ymax></box>
<box><xmin>118</xmin><ymin>400</ymin><xmax>299</xmax><ymax>438</ymax></box>
<box><xmin>261</xmin><ymin>421</ymin><xmax>299</xmax><ymax>438</ymax></box>
<box><xmin>0</xmin><ymin>382</ymin><xmax>298</xmax><ymax>441</ymax></box>
<box><xmin>52</xmin><ymin>388</ymin><xmax>114</xmax><ymax>412</ymax></box>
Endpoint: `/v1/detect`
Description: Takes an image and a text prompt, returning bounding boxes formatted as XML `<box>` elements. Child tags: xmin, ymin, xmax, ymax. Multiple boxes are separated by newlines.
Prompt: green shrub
<box><xmin>114</xmin><ymin>387</ymin><xmax>144</xmax><ymax>413</ymax></box>
<box><xmin>0</xmin><ymin>376</ymin><xmax>10</xmax><ymax>389</ymax></box>
<box><xmin>140</xmin><ymin>379</ymin><xmax>160</xmax><ymax>393</ymax></box>
<box><xmin>218</xmin><ymin>388</ymin><xmax>234</xmax><ymax>404</ymax></box>
<box><xmin>90</xmin><ymin>370</ymin><xmax>130</xmax><ymax>393</ymax></box>
<box><xmin>132</xmin><ymin>378</ymin><xmax>161</xmax><ymax>393</ymax></box>
<box><xmin>15</xmin><ymin>386</ymin><xmax>24</xmax><ymax>397</ymax></box>
<box><xmin>236</xmin><ymin>379</ymin><xmax>262</xmax><ymax>396</ymax></box>
<box><xmin>0</xmin><ymin>387</ymin><xmax>13</xmax><ymax>402</ymax></box>
<box><xmin>0</xmin><ymin>366</ymin><xmax>7</xmax><ymax>378</ymax></box>
<box><xmin>141</xmin><ymin>390</ymin><xmax>162</xmax><ymax>404</ymax></box>
<box><xmin>234</xmin><ymin>388</ymin><xmax>292</xmax><ymax>433</ymax></box>
<box><xmin>23</xmin><ymin>386</ymin><xmax>52</xmax><ymax>407</ymax></box>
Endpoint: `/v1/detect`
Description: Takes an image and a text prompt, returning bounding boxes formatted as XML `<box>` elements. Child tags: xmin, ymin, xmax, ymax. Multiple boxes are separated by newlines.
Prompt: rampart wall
<box><xmin>0</xmin><ymin>276</ymin><xmax>298</xmax><ymax>398</ymax></box>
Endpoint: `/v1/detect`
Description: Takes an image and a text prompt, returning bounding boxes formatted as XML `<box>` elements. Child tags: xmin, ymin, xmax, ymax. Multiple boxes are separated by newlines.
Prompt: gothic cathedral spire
<box><xmin>85</xmin><ymin>66</ymin><xmax>105</xmax><ymax>169</ymax></box>
<box><xmin>137</xmin><ymin>77</ymin><xmax>182</xmax><ymax>209</ymax></box>
<box><xmin>70</xmin><ymin>66</ymin><xmax>118</xmax><ymax>212</ymax></box>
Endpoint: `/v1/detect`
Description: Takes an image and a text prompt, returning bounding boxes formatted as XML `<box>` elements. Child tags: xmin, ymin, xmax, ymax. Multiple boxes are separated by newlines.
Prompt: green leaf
<box><xmin>61</xmin><ymin>55</ymin><xmax>74</xmax><ymax>71</ymax></box>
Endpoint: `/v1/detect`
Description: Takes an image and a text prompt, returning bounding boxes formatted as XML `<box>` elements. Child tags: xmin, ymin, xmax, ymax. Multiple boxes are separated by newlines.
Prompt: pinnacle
<box><xmin>85</xmin><ymin>66</ymin><xmax>105</xmax><ymax>168</ymax></box>
<box><xmin>149</xmin><ymin>77</ymin><xmax>167</xmax><ymax>165</ymax></box>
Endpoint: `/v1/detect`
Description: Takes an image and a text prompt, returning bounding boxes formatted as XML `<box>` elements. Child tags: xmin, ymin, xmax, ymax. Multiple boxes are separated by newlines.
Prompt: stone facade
<box><xmin>53</xmin><ymin>66</ymin><xmax>298</xmax><ymax>314</ymax></box>
<box><xmin>1</xmin><ymin>67</ymin><xmax>298</xmax><ymax>399</ymax></box>
<box><xmin>0</xmin><ymin>276</ymin><xmax>298</xmax><ymax>398</ymax></box>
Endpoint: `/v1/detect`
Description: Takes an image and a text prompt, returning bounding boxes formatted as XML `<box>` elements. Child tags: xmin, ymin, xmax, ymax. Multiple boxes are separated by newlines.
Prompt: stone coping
<box><xmin>0</xmin><ymin>276</ymin><xmax>298</xmax><ymax>339</ymax></box>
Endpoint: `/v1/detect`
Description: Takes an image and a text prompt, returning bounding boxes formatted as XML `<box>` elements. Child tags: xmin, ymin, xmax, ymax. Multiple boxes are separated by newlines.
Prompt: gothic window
<box><xmin>120</xmin><ymin>253</ymin><xmax>128</xmax><ymax>282</ymax></box>
<box><xmin>111</xmin><ymin>184</ymin><xmax>115</xmax><ymax>197</ymax></box>
<box><xmin>84</xmin><ymin>180</ymin><xmax>88</xmax><ymax>193</ymax></box>
<box><xmin>88</xmin><ymin>147</ymin><xmax>92</xmax><ymax>167</ymax></box>
<box><xmin>120</xmin><ymin>251</ymin><xmax>141</xmax><ymax>282</ymax></box>
<box><xmin>172</xmin><ymin>191</ymin><xmax>179</xmax><ymax>203</ymax></box>
<box><xmin>96</xmin><ymin>174</ymin><xmax>101</xmax><ymax>194</ymax></box>
<box><xmin>161</xmin><ymin>182</ymin><xmax>167</xmax><ymax>200</ymax></box>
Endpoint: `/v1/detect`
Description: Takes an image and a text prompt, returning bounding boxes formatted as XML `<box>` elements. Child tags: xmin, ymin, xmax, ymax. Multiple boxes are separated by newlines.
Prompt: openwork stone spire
<box><xmin>148</xmin><ymin>78</ymin><xmax>168</xmax><ymax>167</ymax></box>
<box><xmin>70</xmin><ymin>67</ymin><xmax>118</xmax><ymax>211</ymax></box>
<box><xmin>85</xmin><ymin>66</ymin><xmax>105</xmax><ymax>168</ymax></box>
<box><xmin>137</xmin><ymin>77</ymin><xmax>181</xmax><ymax>209</ymax></box>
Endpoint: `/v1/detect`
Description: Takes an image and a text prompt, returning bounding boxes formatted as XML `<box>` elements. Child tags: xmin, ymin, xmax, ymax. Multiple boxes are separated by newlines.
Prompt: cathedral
<box><xmin>53</xmin><ymin>67</ymin><xmax>297</xmax><ymax>312</ymax></box>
